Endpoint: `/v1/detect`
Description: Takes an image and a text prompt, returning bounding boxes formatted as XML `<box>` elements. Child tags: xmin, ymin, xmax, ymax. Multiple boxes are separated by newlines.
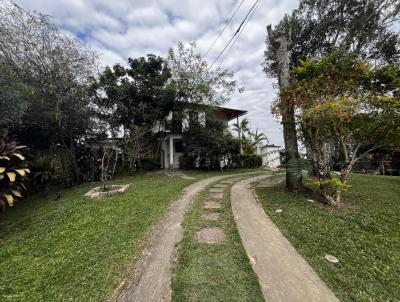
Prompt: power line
<box><xmin>204</xmin><ymin>0</ymin><xmax>246</xmax><ymax>57</ymax></box>
<box><xmin>208</xmin><ymin>0</ymin><xmax>261</xmax><ymax>70</ymax></box>
<box><xmin>216</xmin><ymin>0</ymin><xmax>262</xmax><ymax>69</ymax></box>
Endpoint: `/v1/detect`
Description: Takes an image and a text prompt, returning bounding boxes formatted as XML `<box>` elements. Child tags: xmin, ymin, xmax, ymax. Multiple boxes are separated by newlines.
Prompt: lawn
<box><xmin>255</xmin><ymin>174</ymin><xmax>400</xmax><ymax>302</ymax></box>
<box><xmin>0</xmin><ymin>169</ymin><xmax>258</xmax><ymax>302</ymax></box>
<box><xmin>171</xmin><ymin>175</ymin><xmax>265</xmax><ymax>302</ymax></box>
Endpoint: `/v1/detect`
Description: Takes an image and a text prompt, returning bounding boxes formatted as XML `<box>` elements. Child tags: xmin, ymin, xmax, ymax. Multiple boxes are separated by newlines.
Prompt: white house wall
<box><xmin>260</xmin><ymin>146</ymin><xmax>281</xmax><ymax>168</ymax></box>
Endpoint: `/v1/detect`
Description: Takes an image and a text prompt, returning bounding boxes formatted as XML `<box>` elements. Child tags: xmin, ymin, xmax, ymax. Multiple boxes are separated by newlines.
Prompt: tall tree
<box><xmin>267</xmin><ymin>22</ymin><xmax>302</xmax><ymax>191</ymax></box>
<box><xmin>90</xmin><ymin>55</ymin><xmax>176</xmax><ymax>168</ymax></box>
<box><xmin>167</xmin><ymin>42</ymin><xmax>239</xmax><ymax>107</ymax></box>
<box><xmin>250</xmin><ymin>129</ymin><xmax>268</xmax><ymax>147</ymax></box>
<box><xmin>0</xmin><ymin>1</ymin><xmax>98</xmax><ymax>183</ymax></box>
<box><xmin>0</xmin><ymin>62</ymin><xmax>27</xmax><ymax>138</ymax></box>
<box><xmin>264</xmin><ymin>0</ymin><xmax>399</xmax><ymax>190</ymax></box>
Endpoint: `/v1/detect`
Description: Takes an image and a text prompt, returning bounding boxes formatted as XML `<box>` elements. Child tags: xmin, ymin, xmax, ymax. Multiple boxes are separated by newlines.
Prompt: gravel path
<box><xmin>231</xmin><ymin>175</ymin><xmax>339</xmax><ymax>302</ymax></box>
<box><xmin>116</xmin><ymin>172</ymin><xmax>263</xmax><ymax>302</ymax></box>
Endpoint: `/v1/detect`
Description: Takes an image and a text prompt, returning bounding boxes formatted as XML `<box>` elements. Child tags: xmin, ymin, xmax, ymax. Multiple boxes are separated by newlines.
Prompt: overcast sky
<box><xmin>16</xmin><ymin>0</ymin><xmax>299</xmax><ymax>146</ymax></box>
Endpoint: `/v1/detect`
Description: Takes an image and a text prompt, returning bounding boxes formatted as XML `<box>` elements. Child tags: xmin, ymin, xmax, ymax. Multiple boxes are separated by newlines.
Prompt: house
<box><xmin>257</xmin><ymin>144</ymin><xmax>282</xmax><ymax>168</ymax></box>
<box><xmin>160</xmin><ymin>106</ymin><xmax>247</xmax><ymax>169</ymax></box>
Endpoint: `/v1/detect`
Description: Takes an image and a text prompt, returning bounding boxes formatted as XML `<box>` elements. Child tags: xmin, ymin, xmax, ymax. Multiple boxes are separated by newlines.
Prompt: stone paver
<box><xmin>209</xmin><ymin>187</ymin><xmax>224</xmax><ymax>193</ymax></box>
<box><xmin>195</xmin><ymin>227</ymin><xmax>226</xmax><ymax>244</ymax></box>
<box><xmin>204</xmin><ymin>200</ymin><xmax>221</xmax><ymax>209</ymax></box>
<box><xmin>201</xmin><ymin>212</ymin><xmax>220</xmax><ymax>221</ymax></box>
<box><xmin>231</xmin><ymin>175</ymin><xmax>339</xmax><ymax>302</ymax></box>
<box><xmin>209</xmin><ymin>192</ymin><xmax>224</xmax><ymax>199</ymax></box>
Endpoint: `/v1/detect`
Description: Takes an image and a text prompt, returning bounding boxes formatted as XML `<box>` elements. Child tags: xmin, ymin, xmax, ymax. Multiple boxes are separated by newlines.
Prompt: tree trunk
<box><xmin>322</xmin><ymin>191</ymin><xmax>341</xmax><ymax>208</ymax></box>
<box><xmin>267</xmin><ymin>25</ymin><xmax>301</xmax><ymax>191</ymax></box>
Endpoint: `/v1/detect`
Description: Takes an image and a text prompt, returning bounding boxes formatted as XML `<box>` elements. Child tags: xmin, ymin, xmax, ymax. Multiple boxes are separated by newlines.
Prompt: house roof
<box><xmin>218</xmin><ymin>106</ymin><xmax>247</xmax><ymax>121</ymax></box>
<box><xmin>182</xmin><ymin>103</ymin><xmax>247</xmax><ymax>122</ymax></box>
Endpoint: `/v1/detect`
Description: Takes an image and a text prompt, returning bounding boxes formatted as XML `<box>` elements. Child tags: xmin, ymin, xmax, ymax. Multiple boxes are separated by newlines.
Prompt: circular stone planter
<box><xmin>84</xmin><ymin>184</ymin><xmax>130</xmax><ymax>199</ymax></box>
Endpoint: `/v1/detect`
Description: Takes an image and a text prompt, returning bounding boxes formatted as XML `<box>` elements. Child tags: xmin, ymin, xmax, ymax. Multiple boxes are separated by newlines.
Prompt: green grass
<box><xmin>171</xmin><ymin>176</ymin><xmax>265</xmax><ymax>302</ymax></box>
<box><xmin>255</xmin><ymin>174</ymin><xmax>400</xmax><ymax>302</ymax></box>
<box><xmin>0</xmin><ymin>169</ymin><xmax>258</xmax><ymax>302</ymax></box>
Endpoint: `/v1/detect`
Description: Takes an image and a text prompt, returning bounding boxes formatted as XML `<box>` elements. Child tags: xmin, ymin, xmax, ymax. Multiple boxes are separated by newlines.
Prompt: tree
<box><xmin>232</xmin><ymin>119</ymin><xmax>268</xmax><ymax>154</ymax></box>
<box><xmin>167</xmin><ymin>42</ymin><xmax>239</xmax><ymax>107</ymax></box>
<box><xmin>267</xmin><ymin>23</ymin><xmax>302</xmax><ymax>191</ymax></box>
<box><xmin>282</xmin><ymin>52</ymin><xmax>400</xmax><ymax>207</ymax></box>
<box><xmin>264</xmin><ymin>0</ymin><xmax>399</xmax><ymax>191</ymax></box>
<box><xmin>0</xmin><ymin>1</ymin><xmax>98</xmax><ymax>183</ymax></box>
<box><xmin>232</xmin><ymin>118</ymin><xmax>250</xmax><ymax>153</ymax></box>
<box><xmin>265</xmin><ymin>0</ymin><xmax>400</xmax><ymax>77</ymax></box>
<box><xmin>0</xmin><ymin>63</ymin><xmax>28</xmax><ymax>138</ymax></box>
<box><xmin>250</xmin><ymin>129</ymin><xmax>268</xmax><ymax>147</ymax></box>
<box><xmin>232</xmin><ymin>118</ymin><xmax>250</xmax><ymax>139</ymax></box>
<box><xmin>90</xmin><ymin>55</ymin><xmax>176</xmax><ymax>168</ymax></box>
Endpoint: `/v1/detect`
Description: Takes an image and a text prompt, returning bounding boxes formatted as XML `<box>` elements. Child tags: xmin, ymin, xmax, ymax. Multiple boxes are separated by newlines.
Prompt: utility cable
<box><xmin>204</xmin><ymin>0</ymin><xmax>246</xmax><ymax>57</ymax></box>
<box><xmin>208</xmin><ymin>0</ymin><xmax>261</xmax><ymax>70</ymax></box>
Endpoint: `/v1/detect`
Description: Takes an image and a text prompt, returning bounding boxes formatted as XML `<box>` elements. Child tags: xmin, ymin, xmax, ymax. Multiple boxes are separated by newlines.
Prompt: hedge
<box><xmin>179</xmin><ymin>153</ymin><xmax>262</xmax><ymax>170</ymax></box>
<box><xmin>234</xmin><ymin>154</ymin><xmax>262</xmax><ymax>169</ymax></box>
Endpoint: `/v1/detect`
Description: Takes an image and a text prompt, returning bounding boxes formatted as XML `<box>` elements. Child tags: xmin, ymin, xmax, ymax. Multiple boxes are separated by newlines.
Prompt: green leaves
<box><xmin>0</xmin><ymin>139</ymin><xmax>29</xmax><ymax>209</ymax></box>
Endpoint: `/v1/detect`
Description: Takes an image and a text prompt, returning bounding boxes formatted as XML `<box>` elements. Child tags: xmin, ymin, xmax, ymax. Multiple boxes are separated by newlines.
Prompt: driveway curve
<box><xmin>231</xmin><ymin>175</ymin><xmax>339</xmax><ymax>302</ymax></box>
<box><xmin>117</xmin><ymin>171</ymin><xmax>264</xmax><ymax>302</ymax></box>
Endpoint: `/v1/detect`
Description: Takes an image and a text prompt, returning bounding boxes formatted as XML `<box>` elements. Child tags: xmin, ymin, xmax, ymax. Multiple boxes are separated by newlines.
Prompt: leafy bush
<box><xmin>180</xmin><ymin>119</ymin><xmax>241</xmax><ymax>170</ymax></box>
<box><xmin>179</xmin><ymin>154</ymin><xmax>197</xmax><ymax>170</ymax></box>
<box><xmin>0</xmin><ymin>140</ymin><xmax>29</xmax><ymax>210</ymax></box>
<box><xmin>139</xmin><ymin>157</ymin><xmax>160</xmax><ymax>170</ymax></box>
<box><xmin>306</xmin><ymin>176</ymin><xmax>351</xmax><ymax>206</ymax></box>
<box><xmin>31</xmin><ymin>155</ymin><xmax>55</xmax><ymax>195</ymax></box>
<box><xmin>234</xmin><ymin>154</ymin><xmax>262</xmax><ymax>169</ymax></box>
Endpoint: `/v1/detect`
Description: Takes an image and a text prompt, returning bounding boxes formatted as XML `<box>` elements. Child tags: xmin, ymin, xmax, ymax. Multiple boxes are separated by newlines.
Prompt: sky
<box><xmin>16</xmin><ymin>0</ymin><xmax>299</xmax><ymax>146</ymax></box>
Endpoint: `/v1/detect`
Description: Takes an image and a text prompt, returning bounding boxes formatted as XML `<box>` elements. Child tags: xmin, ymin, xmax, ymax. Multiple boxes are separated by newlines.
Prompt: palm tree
<box><xmin>250</xmin><ymin>129</ymin><xmax>268</xmax><ymax>147</ymax></box>
<box><xmin>232</xmin><ymin>118</ymin><xmax>250</xmax><ymax>154</ymax></box>
<box><xmin>232</xmin><ymin>118</ymin><xmax>250</xmax><ymax>141</ymax></box>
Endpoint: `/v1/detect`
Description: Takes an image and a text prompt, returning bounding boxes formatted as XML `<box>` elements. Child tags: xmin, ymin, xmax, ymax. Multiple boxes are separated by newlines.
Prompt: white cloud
<box><xmin>15</xmin><ymin>0</ymin><xmax>300</xmax><ymax>145</ymax></box>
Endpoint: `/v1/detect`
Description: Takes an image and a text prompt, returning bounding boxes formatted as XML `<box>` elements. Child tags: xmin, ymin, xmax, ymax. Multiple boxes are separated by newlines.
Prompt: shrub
<box><xmin>306</xmin><ymin>176</ymin><xmax>351</xmax><ymax>206</ymax></box>
<box><xmin>179</xmin><ymin>154</ymin><xmax>197</xmax><ymax>170</ymax></box>
<box><xmin>0</xmin><ymin>139</ymin><xmax>29</xmax><ymax>210</ymax></box>
<box><xmin>234</xmin><ymin>154</ymin><xmax>262</xmax><ymax>168</ymax></box>
<box><xmin>140</xmin><ymin>157</ymin><xmax>160</xmax><ymax>170</ymax></box>
<box><xmin>31</xmin><ymin>155</ymin><xmax>55</xmax><ymax>195</ymax></box>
